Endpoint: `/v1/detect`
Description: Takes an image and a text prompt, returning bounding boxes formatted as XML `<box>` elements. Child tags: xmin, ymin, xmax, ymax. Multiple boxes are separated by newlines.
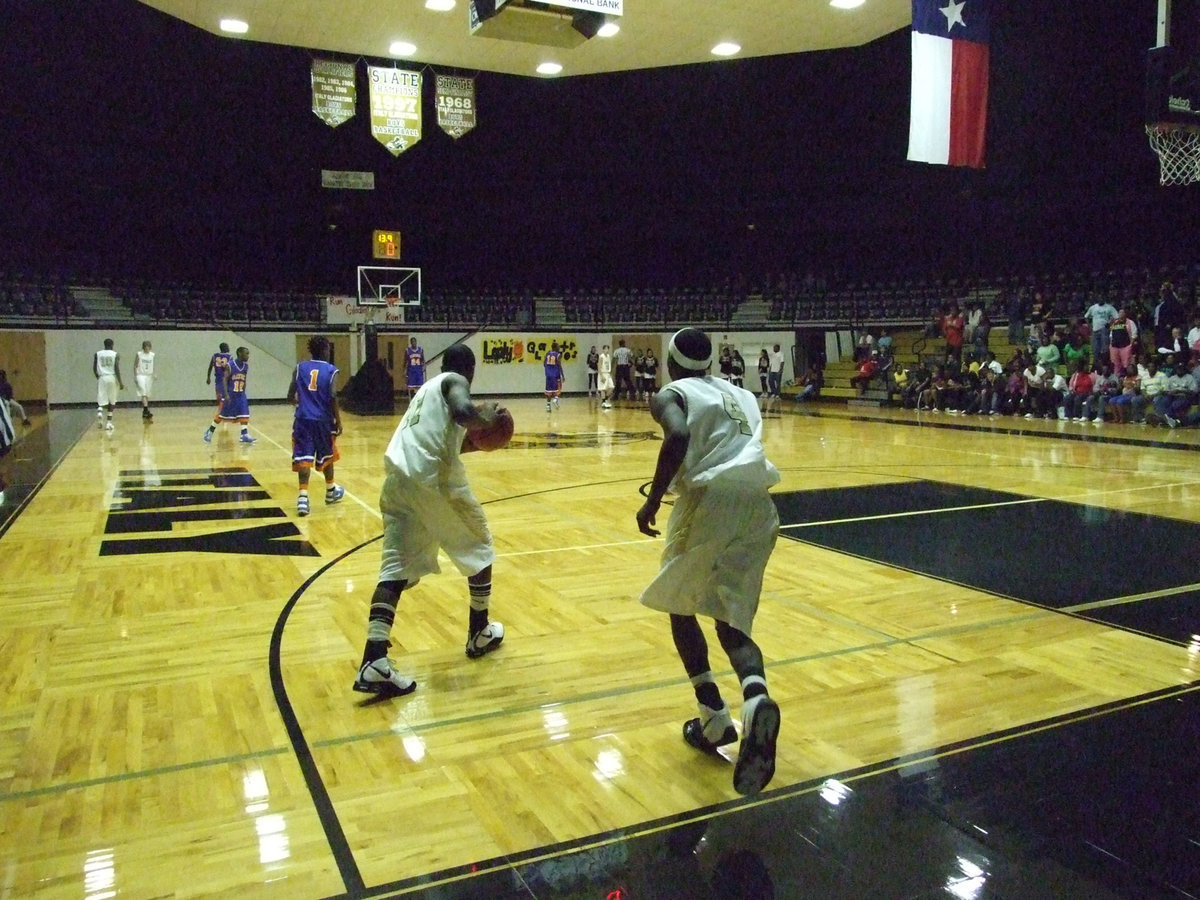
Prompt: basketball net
<box><xmin>1145</xmin><ymin>123</ymin><xmax>1200</xmax><ymax>185</ymax></box>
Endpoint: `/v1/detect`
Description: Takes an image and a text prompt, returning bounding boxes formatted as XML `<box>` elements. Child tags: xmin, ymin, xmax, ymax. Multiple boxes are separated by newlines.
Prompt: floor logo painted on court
<box><xmin>100</xmin><ymin>466</ymin><xmax>318</xmax><ymax>557</ymax></box>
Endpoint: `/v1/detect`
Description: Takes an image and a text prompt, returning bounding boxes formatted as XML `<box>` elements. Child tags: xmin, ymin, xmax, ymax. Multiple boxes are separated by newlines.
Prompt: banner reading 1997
<box><xmin>368</xmin><ymin>66</ymin><xmax>422</xmax><ymax>156</ymax></box>
<box><xmin>436</xmin><ymin>75</ymin><xmax>476</xmax><ymax>139</ymax></box>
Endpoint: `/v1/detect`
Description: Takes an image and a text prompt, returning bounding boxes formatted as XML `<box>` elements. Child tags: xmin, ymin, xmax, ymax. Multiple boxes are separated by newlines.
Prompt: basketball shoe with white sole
<box><xmin>353</xmin><ymin>657</ymin><xmax>417</xmax><ymax>696</ymax></box>
<box><xmin>465</xmin><ymin>622</ymin><xmax>505</xmax><ymax>658</ymax></box>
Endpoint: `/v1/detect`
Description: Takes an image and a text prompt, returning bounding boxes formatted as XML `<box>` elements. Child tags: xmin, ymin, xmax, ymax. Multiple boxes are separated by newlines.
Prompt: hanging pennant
<box><xmin>435</xmin><ymin>74</ymin><xmax>476</xmax><ymax>140</ymax></box>
<box><xmin>311</xmin><ymin>59</ymin><xmax>356</xmax><ymax>128</ymax></box>
<box><xmin>367</xmin><ymin>66</ymin><xmax>422</xmax><ymax>156</ymax></box>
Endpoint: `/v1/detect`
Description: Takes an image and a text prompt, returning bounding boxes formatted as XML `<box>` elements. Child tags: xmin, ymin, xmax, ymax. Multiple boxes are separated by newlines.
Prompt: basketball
<box><xmin>468</xmin><ymin>408</ymin><xmax>514</xmax><ymax>451</ymax></box>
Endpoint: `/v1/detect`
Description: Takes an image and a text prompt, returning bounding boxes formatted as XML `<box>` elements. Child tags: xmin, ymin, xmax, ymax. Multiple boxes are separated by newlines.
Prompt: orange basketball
<box><xmin>468</xmin><ymin>408</ymin><xmax>514</xmax><ymax>451</ymax></box>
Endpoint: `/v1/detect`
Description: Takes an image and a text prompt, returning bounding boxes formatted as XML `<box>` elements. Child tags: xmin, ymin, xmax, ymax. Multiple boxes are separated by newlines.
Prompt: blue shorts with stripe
<box><xmin>292</xmin><ymin>418</ymin><xmax>340</xmax><ymax>471</ymax></box>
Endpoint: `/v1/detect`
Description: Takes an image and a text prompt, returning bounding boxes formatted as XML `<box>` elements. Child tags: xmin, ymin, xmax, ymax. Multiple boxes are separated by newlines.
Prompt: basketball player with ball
<box><xmin>636</xmin><ymin>327</ymin><xmax>782</xmax><ymax>795</ymax></box>
<box><xmin>353</xmin><ymin>343</ymin><xmax>510</xmax><ymax>697</ymax></box>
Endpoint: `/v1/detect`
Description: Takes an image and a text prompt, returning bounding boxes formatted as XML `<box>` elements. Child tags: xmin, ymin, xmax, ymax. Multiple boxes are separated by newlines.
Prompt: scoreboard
<box><xmin>372</xmin><ymin>230</ymin><xmax>401</xmax><ymax>260</ymax></box>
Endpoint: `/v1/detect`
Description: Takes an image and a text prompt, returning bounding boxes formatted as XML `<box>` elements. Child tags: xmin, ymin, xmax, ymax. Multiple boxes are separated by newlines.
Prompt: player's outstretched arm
<box><xmin>637</xmin><ymin>391</ymin><xmax>689</xmax><ymax>537</ymax></box>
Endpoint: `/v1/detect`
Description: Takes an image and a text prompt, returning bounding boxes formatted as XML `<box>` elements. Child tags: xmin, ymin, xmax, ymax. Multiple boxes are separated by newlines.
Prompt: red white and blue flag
<box><xmin>907</xmin><ymin>0</ymin><xmax>990</xmax><ymax>168</ymax></box>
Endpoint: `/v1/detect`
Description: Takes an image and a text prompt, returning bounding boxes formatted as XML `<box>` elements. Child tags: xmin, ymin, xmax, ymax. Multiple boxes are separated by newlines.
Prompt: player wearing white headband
<box><xmin>636</xmin><ymin>327</ymin><xmax>783</xmax><ymax>796</ymax></box>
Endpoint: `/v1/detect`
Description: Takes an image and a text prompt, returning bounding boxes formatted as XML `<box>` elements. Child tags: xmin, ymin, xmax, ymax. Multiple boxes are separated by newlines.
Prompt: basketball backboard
<box><xmin>357</xmin><ymin>265</ymin><xmax>422</xmax><ymax>308</ymax></box>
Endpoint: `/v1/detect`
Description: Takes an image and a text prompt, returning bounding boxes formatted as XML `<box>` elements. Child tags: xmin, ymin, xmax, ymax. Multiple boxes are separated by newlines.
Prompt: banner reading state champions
<box><xmin>481</xmin><ymin>336</ymin><xmax>578</xmax><ymax>365</ymax></box>
<box><xmin>368</xmin><ymin>66</ymin><xmax>422</xmax><ymax>156</ymax></box>
<box><xmin>311</xmin><ymin>59</ymin><xmax>356</xmax><ymax>128</ymax></box>
<box><xmin>436</xmin><ymin>75</ymin><xmax>476</xmax><ymax>139</ymax></box>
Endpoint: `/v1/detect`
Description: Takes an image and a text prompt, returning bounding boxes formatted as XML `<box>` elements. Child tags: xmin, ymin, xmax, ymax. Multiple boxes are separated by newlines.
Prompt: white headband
<box><xmin>668</xmin><ymin>330</ymin><xmax>712</xmax><ymax>371</ymax></box>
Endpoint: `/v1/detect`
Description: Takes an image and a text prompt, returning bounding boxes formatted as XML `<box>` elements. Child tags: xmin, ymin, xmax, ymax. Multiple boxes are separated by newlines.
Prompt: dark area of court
<box><xmin>776</xmin><ymin>480</ymin><xmax>1200</xmax><ymax>628</ymax></box>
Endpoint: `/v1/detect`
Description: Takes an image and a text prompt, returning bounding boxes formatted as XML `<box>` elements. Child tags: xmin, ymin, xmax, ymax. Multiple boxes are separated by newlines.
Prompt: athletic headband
<box><xmin>667</xmin><ymin>329</ymin><xmax>712</xmax><ymax>371</ymax></box>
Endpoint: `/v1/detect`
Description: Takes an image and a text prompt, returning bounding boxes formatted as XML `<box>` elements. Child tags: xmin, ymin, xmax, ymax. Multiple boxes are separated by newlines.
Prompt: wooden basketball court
<box><xmin>0</xmin><ymin>397</ymin><xmax>1197</xmax><ymax>898</ymax></box>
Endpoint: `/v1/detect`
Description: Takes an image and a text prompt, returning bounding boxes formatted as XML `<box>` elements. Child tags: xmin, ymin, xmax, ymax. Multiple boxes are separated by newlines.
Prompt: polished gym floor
<box><xmin>0</xmin><ymin>395</ymin><xmax>1197</xmax><ymax>899</ymax></box>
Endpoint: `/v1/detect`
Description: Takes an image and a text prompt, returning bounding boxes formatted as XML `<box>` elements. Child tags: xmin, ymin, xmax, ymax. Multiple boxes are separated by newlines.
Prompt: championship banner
<box><xmin>435</xmin><ymin>74</ymin><xmax>476</xmax><ymax>139</ymax></box>
<box><xmin>311</xmin><ymin>59</ymin><xmax>356</xmax><ymax>128</ymax></box>
<box><xmin>480</xmin><ymin>336</ymin><xmax>578</xmax><ymax>365</ymax></box>
<box><xmin>367</xmin><ymin>66</ymin><xmax>422</xmax><ymax>156</ymax></box>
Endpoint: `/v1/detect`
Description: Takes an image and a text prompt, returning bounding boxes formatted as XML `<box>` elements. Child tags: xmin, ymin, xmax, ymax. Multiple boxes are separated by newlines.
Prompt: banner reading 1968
<box><xmin>368</xmin><ymin>66</ymin><xmax>422</xmax><ymax>156</ymax></box>
<box><xmin>311</xmin><ymin>59</ymin><xmax>356</xmax><ymax>128</ymax></box>
<box><xmin>436</xmin><ymin>75</ymin><xmax>476</xmax><ymax>140</ymax></box>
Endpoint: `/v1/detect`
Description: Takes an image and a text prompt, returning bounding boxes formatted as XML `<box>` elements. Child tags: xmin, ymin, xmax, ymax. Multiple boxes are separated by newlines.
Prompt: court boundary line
<box><xmin>316</xmin><ymin>681</ymin><xmax>1200</xmax><ymax>899</ymax></box>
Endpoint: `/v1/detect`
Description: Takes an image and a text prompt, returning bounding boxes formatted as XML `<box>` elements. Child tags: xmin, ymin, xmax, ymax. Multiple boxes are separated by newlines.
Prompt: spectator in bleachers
<box><xmin>1153</xmin><ymin>281</ymin><xmax>1187</xmax><ymax>350</ymax></box>
<box><xmin>941</xmin><ymin>303</ymin><xmax>965</xmax><ymax>363</ymax></box>
<box><xmin>876</xmin><ymin>328</ymin><xmax>894</xmax><ymax>359</ymax></box>
<box><xmin>1108</xmin><ymin>367</ymin><xmax>1141</xmax><ymax>424</ymax></box>
<box><xmin>1061</xmin><ymin>331</ymin><xmax>1089</xmax><ymax>375</ymax></box>
<box><xmin>896</xmin><ymin>363</ymin><xmax>928</xmax><ymax>410</ymax></box>
<box><xmin>1150</xmin><ymin>355</ymin><xmax>1197</xmax><ymax>427</ymax></box>
<box><xmin>1157</xmin><ymin>326</ymin><xmax>1188</xmax><ymax>359</ymax></box>
<box><xmin>1021</xmin><ymin>360</ymin><xmax>1049</xmax><ymax>419</ymax></box>
<box><xmin>1108</xmin><ymin>308</ymin><xmax>1137</xmax><ymax>375</ymax></box>
<box><xmin>854</xmin><ymin>330</ymin><xmax>875</xmax><ymax>362</ymax></box>
<box><xmin>1131</xmin><ymin>358</ymin><xmax>1166</xmax><ymax>421</ymax></box>
<box><xmin>1187</xmin><ymin>314</ymin><xmax>1200</xmax><ymax>352</ymax></box>
<box><xmin>1005</xmin><ymin>346</ymin><xmax>1030</xmax><ymax>374</ymax></box>
<box><xmin>1084</xmin><ymin>295</ymin><xmax>1119</xmax><ymax>363</ymax></box>
<box><xmin>1084</xmin><ymin>362</ymin><xmax>1119</xmax><ymax>425</ymax></box>
<box><xmin>1064</xmin><ymin>362</ymin><xmax>1094</xmax><ymax>422</ymax></box>
<box><xmin>1034</xmin><ymin>333</ymin><xmax>1061</xmax><ymax>373</ymax></box>
<box><xmin>1044</xmin><ymin>366</ymin><xmax>1068</xmax><ymax>419</ymax></box>
<box><xmin>1006</xmin><ymin>289</ymin><xmax>1028</xmax><ymax>346</ymax></box>
<box><xmin>850</xmin><ymin>352</ymin><xmax>879</xmax><ymax>397</ymax></box>
<box><xmin>795</xmin><ymin>362</ymin><xmax>823</xmax><ymax>402</ymax></box>
<box><xmin>1002</xmin><ymin>367</ymin><xmax>1025</xmax><ymax>416</ymax></box>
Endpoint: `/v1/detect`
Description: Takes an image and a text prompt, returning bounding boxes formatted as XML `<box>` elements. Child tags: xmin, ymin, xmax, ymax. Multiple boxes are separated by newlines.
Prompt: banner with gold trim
<box><xmin>367</xmin><ymin>66</ymin><xmax>422</xmax><ymax>156</ymax></box>
<box><xmin>311</xmin><ymin>59</ymin><xmax>356</xmax><ymax>128</ymax></box>
<box><xmin>435</xmin><ymin>74</ymin><xmax>476</xmax><ymax>139</ymax></box>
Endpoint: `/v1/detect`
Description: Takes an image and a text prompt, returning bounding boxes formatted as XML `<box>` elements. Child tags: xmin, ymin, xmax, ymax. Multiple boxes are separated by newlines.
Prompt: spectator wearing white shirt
<box><xmin>1153</xmin><ymin>364</ymin><xmax>1198</xmax><ymax>427</ymax></box>
<box><xmin>1131</xmin><ymin>361</ymin><xmax>1168</xmax><ymax>424</ymax></box>
<box><xmin>766</xmin><ymin>344</ymin><xmax>785</xmax><ymax>398</ymax></box>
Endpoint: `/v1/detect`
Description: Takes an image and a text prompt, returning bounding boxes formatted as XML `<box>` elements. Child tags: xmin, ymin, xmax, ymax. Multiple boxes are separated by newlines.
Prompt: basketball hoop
<box><xmin>1145</xmin><ymin>122</ymin><xmax>1200</xmax><ymax>185</ymax></box>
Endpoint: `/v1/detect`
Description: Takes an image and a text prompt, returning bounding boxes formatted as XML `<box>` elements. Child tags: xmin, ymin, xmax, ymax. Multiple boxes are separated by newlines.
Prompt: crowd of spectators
<box><xmin>893</xmin><ymin>280</ymin><xmax>1200</xmax><ymax>428</ymax></box>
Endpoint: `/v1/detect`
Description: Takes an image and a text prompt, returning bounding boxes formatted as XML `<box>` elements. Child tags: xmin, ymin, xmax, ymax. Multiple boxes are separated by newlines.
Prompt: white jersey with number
<box><xmin>136</xmin><ymin>351</ymin><xmax>155</xmax><ymax>376</ymax></box>
<box><xmin>383</xmin><ymin>372</ymin><xmax>467</xmax><ymax>490</ymax></box>
<box><xmin>95</xmin><ymin>349</ymin><xmax>118</xmax><ymax>378</ymax></box>
<box><xmin>661</xmin><ymin>375</ymin><xmax>780</xmax><ymax>494</ymax></box>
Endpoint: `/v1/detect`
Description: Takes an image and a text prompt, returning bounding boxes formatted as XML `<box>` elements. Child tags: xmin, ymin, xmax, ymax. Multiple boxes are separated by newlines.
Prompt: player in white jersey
<box><xmin>93</xmin><ymin>338</ymin><xmax>124</xmax><ymax>431</ymax></box>
<box><xmin>636</xmin><ymin>327</ymin><xmax>782</xmax><ymax>796</ymax></box>
<box><xmin>135</xmin><ymin>340</ymin><xmax>156</xmax><ymax>421</ymax></box>
<box><xmin>352</xmin><ymin>343</ymin><xmax>507</xmax><ymax>698</ymax></box>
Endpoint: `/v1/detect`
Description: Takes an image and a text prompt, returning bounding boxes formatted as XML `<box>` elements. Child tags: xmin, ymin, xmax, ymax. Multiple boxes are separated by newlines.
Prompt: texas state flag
<box><xmin>907</xmin><ymin>0</ymin><xmax>990</xmax><ymax>168</ymax></box>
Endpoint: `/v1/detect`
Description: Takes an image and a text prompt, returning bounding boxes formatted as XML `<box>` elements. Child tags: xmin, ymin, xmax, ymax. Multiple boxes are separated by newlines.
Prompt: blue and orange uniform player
<box><xmin>288</xmin><ymin>335</ymin><xmax>344</xmax><ymax>517</ymax></box>
<box><xmin>205</xmin><ymin>346</ymin><xmax>256</xmax><ymax>443</ymax></box>
<box><xmin>544</xmin><ymin>340</ymin><xmax>564</xmax><ymax>411</ymax></box>
<box><xmin>203</xmin><ymin>342</ymin><xmax>231</xmax><ymax>440</ymax></box>
<box><xmin>404</xmin><ymin>337</ymin><xmax>426</xmax><ymax>402</ymax></box>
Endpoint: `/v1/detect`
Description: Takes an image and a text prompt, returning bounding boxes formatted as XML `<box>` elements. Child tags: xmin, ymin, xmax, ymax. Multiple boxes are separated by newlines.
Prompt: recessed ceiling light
<box><xmin>597</xmin><ymin>22</ymin><xmax>620</xmax><ymax>37</ymax></box>
<box><xmin>711</xmin><ymin>42</ymin><xmax>740</xmax><ymax>57</ymax></box>
<box><xmin>425</xmin><ymin>0</ymin><xmax>455</xmax><ymax>9</ymax></box>
<box><xmin>536</xmin><ymin>62</ymin><xmax>563</xmax><ymax>76</ymax></box>
<box><xmin>219</xmin><ymin>18</ymin><xmax>248</xmax><ymax>34</ymax></box>
<box><xmin>389</xmin><ymin>40</ymin><xmax>417</xmax><ymax>57</ymax></box>
<box><xmin>829</xmin><ymin>0</ymin><xmax>865</xmax><ymax>9</ymax></box>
